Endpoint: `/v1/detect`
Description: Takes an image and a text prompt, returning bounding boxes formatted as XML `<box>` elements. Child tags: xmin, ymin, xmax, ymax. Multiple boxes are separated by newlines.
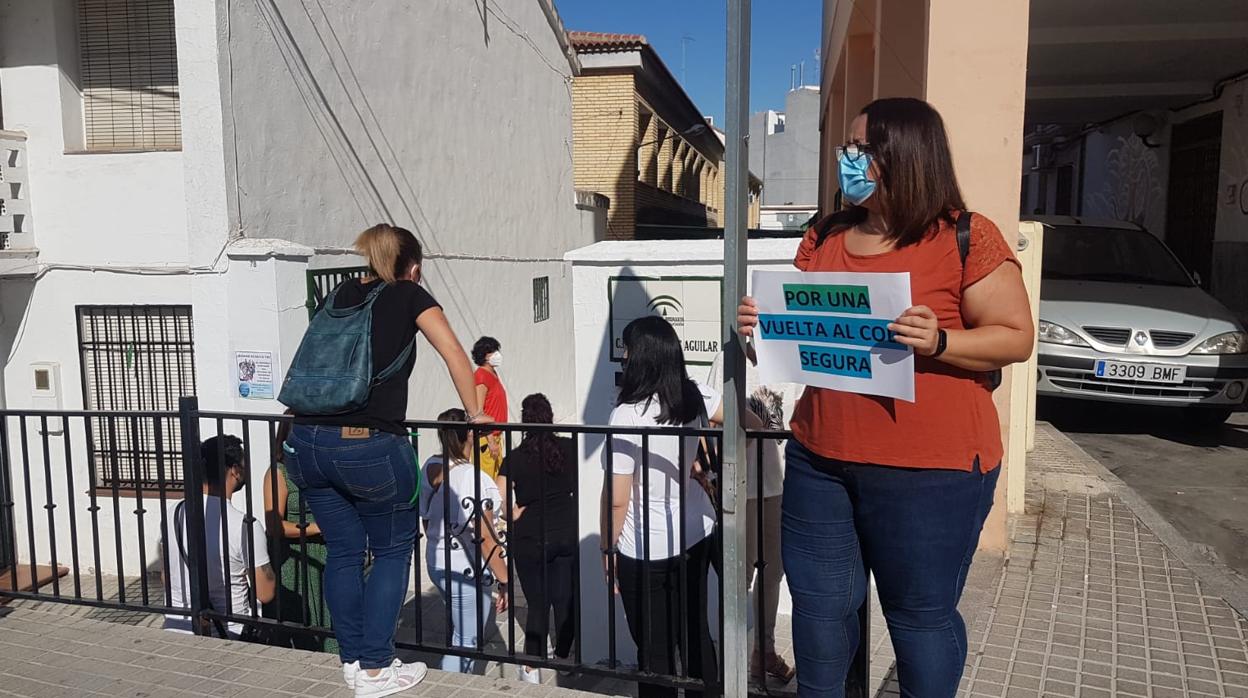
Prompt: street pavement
<box><xmin>1042</xmin><ymin>400</ymin><xmax>1248</xmax><ymax>583</ymax></box>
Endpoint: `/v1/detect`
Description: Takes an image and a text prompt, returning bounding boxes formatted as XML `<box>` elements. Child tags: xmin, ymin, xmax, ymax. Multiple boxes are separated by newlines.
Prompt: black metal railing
<box><xmin>0</xmin><ymin>401</ymin><xmax>871</xmax><ymax>696</ymax></box>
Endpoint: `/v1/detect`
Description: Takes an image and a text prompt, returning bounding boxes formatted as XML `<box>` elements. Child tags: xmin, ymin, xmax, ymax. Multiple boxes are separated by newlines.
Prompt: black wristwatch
<box><xmin>931</xmin><ymin>329</ymin><xmax>949</xmax><ymax>358</ymax></box>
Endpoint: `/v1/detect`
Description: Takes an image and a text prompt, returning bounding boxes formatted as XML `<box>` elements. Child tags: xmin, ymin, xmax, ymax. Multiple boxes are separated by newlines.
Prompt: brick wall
<box><xmin>572</xmin><ymin>73</ymin><xmax>638</xmax><ymax>240</ymax></box>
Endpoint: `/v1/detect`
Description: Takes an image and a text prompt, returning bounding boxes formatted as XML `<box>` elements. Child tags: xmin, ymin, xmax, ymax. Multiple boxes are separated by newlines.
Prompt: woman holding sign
<box><xmin>737</xmin><ymin>98</ymin><xmax>1034</xmax><ymax>697</ymax></box>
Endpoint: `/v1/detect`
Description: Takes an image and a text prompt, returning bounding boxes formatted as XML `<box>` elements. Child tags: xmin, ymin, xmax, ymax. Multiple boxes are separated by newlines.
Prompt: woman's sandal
<box><xmin>751</xmin><ymin>654</ymin><xmax>796</xmax><ymax>684</ymax></box>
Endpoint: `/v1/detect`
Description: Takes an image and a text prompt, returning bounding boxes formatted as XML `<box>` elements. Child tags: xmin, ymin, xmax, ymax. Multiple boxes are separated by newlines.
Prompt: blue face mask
<box><xmin>838</xmin><ymin>151</ymin><xmax>877</xmax><ymax>205</ymax></box>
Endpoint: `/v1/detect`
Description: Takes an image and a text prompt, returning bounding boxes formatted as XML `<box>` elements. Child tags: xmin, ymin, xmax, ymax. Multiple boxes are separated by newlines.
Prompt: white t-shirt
<box><xmin>607</xmin><ymin>381</ymin><xmax>721</xmax><ymax>561</ymax></box>
<box><xmin>706</xmin><ymin>352</ymin><xmax>803</xmax><ymax>500</ymax></box>
<box><xmin>420</xmin><ymin>456</ymin><xmax>501</xmax><ymax>581</ymax></box>
<box><xmin>163</xmin><ymin>493</ymin><xmax>270</xmax><ymax>637</ymax></box>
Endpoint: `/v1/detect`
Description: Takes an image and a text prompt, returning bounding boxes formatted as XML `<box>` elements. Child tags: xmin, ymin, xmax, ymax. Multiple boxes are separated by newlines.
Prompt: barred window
<box><xmin>76</xmin><ymin>306</ymin><xmax>196</xmax><ymax>491</ymax></box>
<box><xmin>78</xmin><ymin>0</ymin><xmax>181</xmax><ymax>151</ymax></box>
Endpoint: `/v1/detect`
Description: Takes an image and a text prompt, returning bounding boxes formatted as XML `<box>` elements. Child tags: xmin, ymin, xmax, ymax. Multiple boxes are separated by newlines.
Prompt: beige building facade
<box><xmin>570</xmin><ymin>32</ymin><xmax>760</xmax><ymax>240</ymax></box>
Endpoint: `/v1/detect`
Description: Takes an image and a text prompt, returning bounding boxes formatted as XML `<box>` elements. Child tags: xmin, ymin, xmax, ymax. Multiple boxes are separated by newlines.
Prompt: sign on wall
<box><xmin>608</xmin><ymin>276</ymin><xmax>722</xmax><ymax>365</ymax></box>
<box><xmin>234</xmin><ymin>350</ymin><xmax>276</xmax><ymax>400</ymax></box>
<box><xmin>752</xmin><ymin>270</ymin><xmax>915</xmax><ymax>401</ymax></box>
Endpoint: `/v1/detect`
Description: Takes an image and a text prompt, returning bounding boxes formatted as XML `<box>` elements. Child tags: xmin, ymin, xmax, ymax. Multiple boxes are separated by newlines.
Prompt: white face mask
<box><xmin>488</xmin><ymin>352</ymin><xmax>503</xmax><ymax>369</ymax></box>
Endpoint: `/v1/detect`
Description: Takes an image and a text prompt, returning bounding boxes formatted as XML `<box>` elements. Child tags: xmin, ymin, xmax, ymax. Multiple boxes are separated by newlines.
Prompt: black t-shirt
<box><xmin>499</xmin><ymin>436</ymin><xmax>577</xmax><ymax>541</ymax></box>
<box><xmin>296</xmin><ymin>278</ymin><xmax>440</xmax><ymax>434</ymax></box>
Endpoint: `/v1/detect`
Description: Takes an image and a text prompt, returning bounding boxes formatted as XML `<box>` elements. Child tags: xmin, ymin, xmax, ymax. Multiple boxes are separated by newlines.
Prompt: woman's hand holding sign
<box><xmin>737</xmin><ymin>296</ymin><xmax>760</xmax><ymax>337</ymax></box>
<box><xmin>888</xmin><ymin>305</ymin><xmax>941</xmax><ymax>357</ymax></box>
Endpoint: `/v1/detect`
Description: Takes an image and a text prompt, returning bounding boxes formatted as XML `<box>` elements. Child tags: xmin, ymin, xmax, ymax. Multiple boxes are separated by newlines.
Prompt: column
<box><xmin>925</xmin><ymin>0</ymin><xmax>1031</xmax><ymax>552</ymax></box>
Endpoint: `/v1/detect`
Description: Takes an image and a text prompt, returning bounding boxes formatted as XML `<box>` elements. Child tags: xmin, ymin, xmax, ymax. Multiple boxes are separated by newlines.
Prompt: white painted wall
<box><xmin>217</xmin><ymin>0</ymin><xmax>590</xmax><ymax>420</ymax></box>
<box><xmin>566</xmin><ymin>238</ymin><xmax>801</xmax><ymax>664</ymax></box>
<box><xmin>0</xmin><ymin>0</ymin><xmax>192</xmax><ymax>268</ymax></box>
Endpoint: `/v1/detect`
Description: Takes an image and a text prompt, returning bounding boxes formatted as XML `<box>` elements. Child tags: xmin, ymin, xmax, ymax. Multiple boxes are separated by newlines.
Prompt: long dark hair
<box><xmin>617</xmin><ymin>316</ymin><xmax>702</xmax><ymax>426</ymax></box>
<box><xmin>520</xmin><ymin>393</ymin><xmax>564</xmax><ymax>475</ymax></box>
<box><xmin>814</xmin><ymin>97</ymin><xmax>966</xmax><ymax>248</ymax></box>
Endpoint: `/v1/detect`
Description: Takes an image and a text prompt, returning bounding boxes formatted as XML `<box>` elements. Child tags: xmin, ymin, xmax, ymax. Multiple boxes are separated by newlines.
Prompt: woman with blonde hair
<box><xmin>283</xmin><ymin>224</ymin><xmax>490</xmax><ymax>697</ymax></box>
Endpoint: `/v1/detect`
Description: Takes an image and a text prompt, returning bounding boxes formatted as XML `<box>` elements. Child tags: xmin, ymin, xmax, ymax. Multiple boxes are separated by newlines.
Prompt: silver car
<box><xmin>1031</xmin><ymin>217</ymin><xmax>1248</xmax><ymax>425</ymax></box>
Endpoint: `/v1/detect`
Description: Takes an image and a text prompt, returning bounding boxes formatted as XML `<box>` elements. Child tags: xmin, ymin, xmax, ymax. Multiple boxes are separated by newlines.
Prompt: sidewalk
<box><xmin>915</xmin><ymin>424</ymin><xmax>1248</xmax><ymax>698</ymax></box>
<box><xmin>1</xmin><ymin>423</ymin><xmax>1246</xmax><ymax>697</ymax></box>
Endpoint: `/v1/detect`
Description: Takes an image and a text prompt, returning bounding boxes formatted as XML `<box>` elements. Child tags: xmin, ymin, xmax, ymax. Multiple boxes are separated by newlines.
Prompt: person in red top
<box><xmin>738</xmin><ymin>98</ymin><xmax>1034</xmax><ymax>697</ymax></box>
<box><xmin>472</xmin><ymin>337</ymin><xmax>508</xmax><ymax>478</ymax></box>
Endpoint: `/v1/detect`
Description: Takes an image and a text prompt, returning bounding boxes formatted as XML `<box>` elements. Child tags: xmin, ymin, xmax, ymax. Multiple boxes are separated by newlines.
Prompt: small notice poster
<box><xmin>235</xmin><ymin>350</ymin><xmax>275</xmax><ymax>400</ymax></box>
<box><xmin>752</xmin><ymin>270</ymin><xmax>915</xmax><ymax>402</ymax></box>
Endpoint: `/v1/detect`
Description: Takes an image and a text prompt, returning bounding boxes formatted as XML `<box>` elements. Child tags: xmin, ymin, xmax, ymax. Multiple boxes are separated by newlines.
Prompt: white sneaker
<box><xmin>517</xmin><ymin>665</ymin><xmax>541</xmax><ymax>684</ymax></box>
<box><xmin>353</xmin><ymin>661</ymin><xmax>427</xmax><ymax>697</ymax></box>
<box><xmin>343</xmin><ymin>659</ymin><xmax>401</xmax><ymax>690</ymax></box>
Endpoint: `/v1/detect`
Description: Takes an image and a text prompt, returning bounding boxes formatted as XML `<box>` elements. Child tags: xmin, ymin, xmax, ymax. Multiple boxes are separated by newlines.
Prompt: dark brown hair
<box><xmin>814</xmin><ymin>98</ymin><xmax>966</xmax><ymax>248</ymax></box>
<box><xmin>436</xmin><ymin>408</ymin><xmax>471</xmax><ymax>464</ymax></box>
<box><xmin>354</xmin><ymin>224</ymin><xmax>423</xmax><ymax>283</ymax></box>
<box><xmin>520</xmin><ymin>393</ymin><xmax>564</xmax><ymax>475</ymax></box>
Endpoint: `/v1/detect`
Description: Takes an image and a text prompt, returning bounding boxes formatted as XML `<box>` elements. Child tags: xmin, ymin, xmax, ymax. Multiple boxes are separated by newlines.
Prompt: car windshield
<box><xmin>1041</xmin><ymin>225</ymin><xmax>1195</xmax><ymax>287</ymax></box>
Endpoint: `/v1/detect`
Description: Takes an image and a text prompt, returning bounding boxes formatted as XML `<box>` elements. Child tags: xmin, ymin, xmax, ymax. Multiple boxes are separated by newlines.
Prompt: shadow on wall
<box><xmin>0</xmin><ymin>279</ymin><xmax>36</xmax><ymax>409</ymax></box>
<box><xmin>247</xmin><ymin>0</ymin><xmax>487</xmax><ymax>335</ymax></box>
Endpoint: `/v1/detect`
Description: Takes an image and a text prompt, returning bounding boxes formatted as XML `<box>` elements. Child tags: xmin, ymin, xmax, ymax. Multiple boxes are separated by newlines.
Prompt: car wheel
<box><xmin>1183</xmin><ymin>408</ymin><xmax>1232</xmax><ymax>428</ymax></box>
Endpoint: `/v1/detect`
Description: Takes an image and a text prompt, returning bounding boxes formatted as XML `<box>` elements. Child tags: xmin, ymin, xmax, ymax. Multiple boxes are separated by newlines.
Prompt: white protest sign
<box><xmin>752</xmin><ymin>270</ymin><xmax>915</xmax><ymax>402</ymax></box>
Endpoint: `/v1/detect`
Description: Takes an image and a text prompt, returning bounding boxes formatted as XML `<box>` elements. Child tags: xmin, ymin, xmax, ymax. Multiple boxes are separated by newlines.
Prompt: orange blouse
<box><xmin>788</xmin><ymin>213</ymin><xmax>1019</xmax><ymax>472</ymax></box>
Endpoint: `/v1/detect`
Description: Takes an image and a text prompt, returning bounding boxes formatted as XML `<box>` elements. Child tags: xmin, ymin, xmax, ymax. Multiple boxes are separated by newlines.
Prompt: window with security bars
<box><xmin>78</xmin><ymin>0</ymin><xmax>182</xmax><ymax>151</ymax></box>
<box><xmin>77</xmin><ymin>306</ymin><xmax>196</xmax><ymax>491</ymax></box>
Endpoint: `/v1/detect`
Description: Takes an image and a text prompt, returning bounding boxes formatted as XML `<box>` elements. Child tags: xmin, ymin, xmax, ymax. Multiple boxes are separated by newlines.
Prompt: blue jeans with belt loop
<box><xmin>282</xmin><ymin>425</ymin><xmax>419</xmax><ymax>670</ymax></box>
<box><xmin>781</xmin><ymin>440</ymin><xmax>999</xmax><ymax>697</ymax></box>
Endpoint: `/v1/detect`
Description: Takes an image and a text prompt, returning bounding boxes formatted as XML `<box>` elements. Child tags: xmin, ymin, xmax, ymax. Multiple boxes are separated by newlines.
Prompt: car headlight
<box><xmin>1191</xmin><ymin>331</ymin><xmax>1248</xmax><ymax>355</ymax></box>
<box><xmin>1038</xmin><ymin>320</ymin><xmax>1088</xmax><ymax>347</ymax></box>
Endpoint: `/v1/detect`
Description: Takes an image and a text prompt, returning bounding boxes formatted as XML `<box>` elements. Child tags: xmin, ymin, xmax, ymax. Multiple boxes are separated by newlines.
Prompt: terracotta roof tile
<box><xmin>567</xmin><ymin>31</ymin><xmax>648</xmax><ymax>51</ymax></box>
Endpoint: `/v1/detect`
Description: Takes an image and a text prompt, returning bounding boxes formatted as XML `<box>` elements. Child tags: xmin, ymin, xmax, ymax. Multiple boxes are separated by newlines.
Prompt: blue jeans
<box><xmin>283</xmin><ymin>425</ymin><xmax>418</xmax><ymax>670</ymax></box>
<box><xmin>430</xmin><ymin>569</ymin><xmax>496</xmax><ymax>674</ymax></box>
<box><xmin>781</xmin><ymin>440</ymin><xmax>999</xmax><ymax>698</ymax></box>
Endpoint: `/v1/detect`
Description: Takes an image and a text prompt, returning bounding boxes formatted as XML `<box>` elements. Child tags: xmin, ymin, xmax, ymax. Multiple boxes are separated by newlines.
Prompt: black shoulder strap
<box><xmin>954</xmin><ymin>210</ymin><xmax>1004</xmax><ymax>391</ymax></box>
<box><xmin>956</xmin><ymin>211</ymin><xmax>973</xmax><ymax>267</ymax></box>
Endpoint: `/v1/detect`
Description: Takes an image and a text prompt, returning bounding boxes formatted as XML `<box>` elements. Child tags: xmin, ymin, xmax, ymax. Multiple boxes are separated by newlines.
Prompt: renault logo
<box><xmin>1134</xmin><ymin>331</ymin><xmax>1149</xmax><ymax>346</ymax></box>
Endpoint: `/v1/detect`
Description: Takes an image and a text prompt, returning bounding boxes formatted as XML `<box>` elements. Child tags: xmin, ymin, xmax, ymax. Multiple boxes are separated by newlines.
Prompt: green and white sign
<box><xmin>608</xmin><ymin>276</ymin><xmax>723</xmax><ymax>366</ymax></box>
<box><xmin>752</xmin><ymin>270</ymin><xmax>915</xmax><ymax>401</ymax></box>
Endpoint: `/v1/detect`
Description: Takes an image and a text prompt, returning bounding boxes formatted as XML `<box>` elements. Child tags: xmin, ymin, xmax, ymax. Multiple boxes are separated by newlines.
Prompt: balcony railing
<box><xmin>0</xmin><ymin>402</ymin><xmax>873</xmax><ymax>696</ymax></box>
<box><xmin>0</xmin><ymin>130</ymin><xmax>34</xmax><ymax>253</ymax></box>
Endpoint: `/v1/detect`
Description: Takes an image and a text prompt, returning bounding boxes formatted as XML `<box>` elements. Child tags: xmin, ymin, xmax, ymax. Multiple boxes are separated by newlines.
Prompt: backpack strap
<box><xmin>953</xmin><ymin>211</ymin><xmax>1004</xmax><ymax>391</ymax></box>
<box><xmin>322</xmin><ymin>280</ymin><xmax>387</xmax><ymax>319</ymax></box>
<box><xmin>372</xmin><ymin>336</ymin><xmax>417</xmax><ymax>386</ymax></box>
<box><xmin>173</xmin><ymin>500</ymin><xmax>231</xmax><ymax>639</ymax></box>
<box><xmin>322</xmin><ymin>280</ymin><xmax>416</xmax><ymax>386</ymax></box>
<box><xmin>956</xmin><ymin>211</ymin><xmax>973</xmax><ymax>267</ymax></box>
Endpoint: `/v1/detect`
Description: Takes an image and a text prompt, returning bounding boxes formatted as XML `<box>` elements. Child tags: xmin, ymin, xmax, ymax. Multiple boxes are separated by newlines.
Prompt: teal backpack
<box><xmin>278</xmin><ymin>282</ymin><xmax>415</xmax><ymax>415</ymax></box>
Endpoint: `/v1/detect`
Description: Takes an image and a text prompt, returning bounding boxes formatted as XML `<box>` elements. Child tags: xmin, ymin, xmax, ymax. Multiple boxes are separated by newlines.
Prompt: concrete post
<box><xmin>925</xmin><ymin>0</ymin><xmax>1031</xmax><ymax>550</ymax></box>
